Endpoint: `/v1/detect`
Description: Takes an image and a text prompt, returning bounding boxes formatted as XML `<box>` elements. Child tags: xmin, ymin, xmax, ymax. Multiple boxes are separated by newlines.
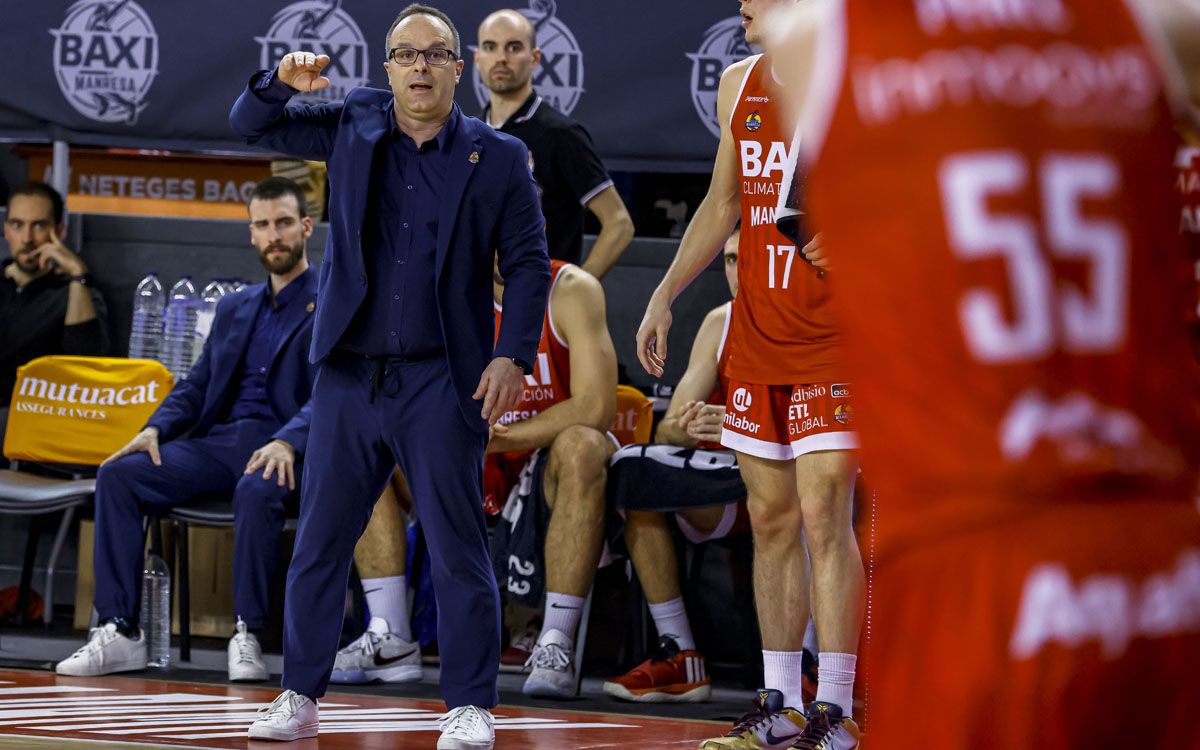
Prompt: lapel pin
<box><xmin>306</xmin><ymin>302</ymin><xmax>315</xmax><ymax>313</ymax></box>
<box><xmin>469</xmin><ymin>151</ymin><xmax>480</xmax><ymax>164</ymax></box>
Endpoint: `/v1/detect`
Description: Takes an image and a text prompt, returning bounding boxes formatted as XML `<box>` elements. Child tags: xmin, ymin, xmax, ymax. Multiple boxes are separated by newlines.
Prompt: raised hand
<box><xmin>35</xmin><ymin>226</ymin><xmax>86</xmax><ymax>277</ymax></box>
<box><xmin>277</xmin><ymin>51</ymin><xmax>331</xmax><ymax>93</ymax></box>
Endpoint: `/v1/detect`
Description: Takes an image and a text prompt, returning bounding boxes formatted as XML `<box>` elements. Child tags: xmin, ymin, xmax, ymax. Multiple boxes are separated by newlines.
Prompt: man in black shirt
<box><xmin>1</xmin><ymin>182</ymin><xmax>109</xmax><ymax>448</ymax></box>
<box><xmin>476</xmin><ymin>9</ymin><xmax>634</xmax><ymax>277</ymax></box>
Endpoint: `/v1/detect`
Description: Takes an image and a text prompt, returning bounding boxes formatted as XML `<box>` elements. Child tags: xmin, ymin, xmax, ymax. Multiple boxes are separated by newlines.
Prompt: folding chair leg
<box><xmin>15</xmin><ymin>517</ymin><xmax>41</xmax><ymax>627</ymax></box>
<box><xmin>179</xmin><ymin>522</ymin><xmax>191</xmax><ymax>662</ymax></box>
<box><xmin>43</xmin><ymin>507</ymin><xmax>76</xmax><ymax>626</ymax></box>
<box><xmin>573</xmin><ymin>588</ymin><xmax>593</xmax><ymax>697</ymax></box>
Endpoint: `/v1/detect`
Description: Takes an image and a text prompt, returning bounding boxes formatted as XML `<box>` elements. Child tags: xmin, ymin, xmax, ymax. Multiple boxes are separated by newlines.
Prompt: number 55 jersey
<box><xmin>805</xmin><ymin>0</ymin><xmax>1200</xmax><ymax>552</ymax></box>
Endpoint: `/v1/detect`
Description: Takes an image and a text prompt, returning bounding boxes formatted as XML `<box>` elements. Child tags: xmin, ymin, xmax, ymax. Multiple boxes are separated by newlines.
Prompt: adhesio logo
<box><xmin>472</xmin><ymin>0</ymin><xmax>584</xmax><ymax>114</ymax></box>
<box><xmin>50</xmin><ymin>0</ymin><xmax>159</xmax><ymax>125</ymax></box>
<box><xmin>256</xmin><ymin>0</ymin><xmax>368</xmax><ymax>104</ymax></box>
<box><xmin>687</xmin><ymin>16</ymin><xmax>761</xmax><ymax>139</ymax></box>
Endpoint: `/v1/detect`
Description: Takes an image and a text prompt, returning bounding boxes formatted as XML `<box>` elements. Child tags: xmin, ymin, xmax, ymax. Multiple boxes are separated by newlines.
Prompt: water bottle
<box><xmin>127</xmin><ymin>273</ymin><xmax>165</xmax><ymax>361</ymax></box>
<box><xmin>231</xmin><ymin>278</ymin><xmax>248</xmax><ymax>293</ymax></box>
<box><xmin>162</xmin><ymin>276</ymin><xmax>199</xmax><ymax>380</ymax></box>
<box><xmin>193</xmin><ymin>280</ymin><xmax>223</xmax><ymax>359</ymax></box>
<box><xmin>140</xmin><ymin>552</ymin><xmax>171</xmax><ymax>669</ymax></box>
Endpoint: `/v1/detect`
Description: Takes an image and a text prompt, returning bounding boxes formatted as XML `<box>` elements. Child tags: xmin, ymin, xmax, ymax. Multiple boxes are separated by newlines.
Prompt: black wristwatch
<box><xmin>510</xmin><ymin>357</ymin><xmax>532</xmax><ymax>375</ymax></box>
<box><xmin>67</xmin><ymin>273</ymin><xmax>94</xmax><ymax>287</ymax></box>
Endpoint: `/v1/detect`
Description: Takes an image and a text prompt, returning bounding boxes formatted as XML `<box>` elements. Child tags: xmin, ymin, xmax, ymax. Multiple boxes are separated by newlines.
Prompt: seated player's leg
<box><xmin>700</xmin><ymin>451</ymin><xmax>810</xmax><ymax>750</ymax></box>
<box><xmin>789</xmin><ymin>449</ymin><xmax>862</xmax><ymax>749</ymax></box>
<box><xmin>602</xmin><ymin>508</ymin><xmax>715</xmax><ymax>703</ymax></box>
<box><xmin>330</xmin><ymin>468</ymin><xmax>420</xmax><ymax>684</ymax></box>
<box><xmin>522</xmin><ymin>424</ymin><xmax>614</xmax><ymax>699</ymax></box>
<box><xmin>58</xmin><ymin>432</ymin><xmax>252</xmax><ymax>678</ymax></box>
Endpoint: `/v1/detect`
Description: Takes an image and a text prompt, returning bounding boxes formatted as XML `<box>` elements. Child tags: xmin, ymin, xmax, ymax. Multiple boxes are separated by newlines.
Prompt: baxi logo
<box><xmin>50</xmin><ymin>0</ymin><xmax>159</xmax><ymax>125</ymax></box>
<box><xmin>688</xmin><ymin>16</ymin><xmax>762</xmax><ymax>139</ymax></box>
<box><xmin>732</xmin><ymin>387</ymin><xmax>753</xmax><ymax>413</ymax></box>
<box><xmin>256</xmin><ymin>0</ymin><xmax>368</xmax><ymax>104</ymax></box>
<box><xmin>472</xmin><ymin>0</ymin><xmax>584</xmax><ymax>114</ymax></box>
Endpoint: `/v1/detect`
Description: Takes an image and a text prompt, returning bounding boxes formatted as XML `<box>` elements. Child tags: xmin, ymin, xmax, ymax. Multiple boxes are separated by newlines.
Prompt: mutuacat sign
<box><xmin>17</xmin><ymin>376</ymin><xmax>162</xmax><ymax>406</ymax></box>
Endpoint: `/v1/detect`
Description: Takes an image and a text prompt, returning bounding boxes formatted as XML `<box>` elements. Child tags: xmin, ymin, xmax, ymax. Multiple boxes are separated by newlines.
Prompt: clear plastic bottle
<box><xmin>162</xmin><ymin>276</ymin><xmax>199</xmax><ymax>380</ymax></box>
<box><xmin>140</xmin><ymin>552</ymin><xmax>171</xmax><ymax>669</ymax></box>
<box><xmin>127</xmin><ymin>273</ymin><xmax>165</xmax><ymax>361</ymax></box>
<box><xmin>193</xmin><ymin>280</ymin><xmax>224</xmax><ymax>359</ymax></box>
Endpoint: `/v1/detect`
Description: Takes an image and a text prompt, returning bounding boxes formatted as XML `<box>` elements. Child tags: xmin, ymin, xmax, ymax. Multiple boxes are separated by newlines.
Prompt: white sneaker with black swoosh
<box><xmin>329</xmin><ymin>616</ymin><xmax>423</xmax><ymax>684</ymax></box>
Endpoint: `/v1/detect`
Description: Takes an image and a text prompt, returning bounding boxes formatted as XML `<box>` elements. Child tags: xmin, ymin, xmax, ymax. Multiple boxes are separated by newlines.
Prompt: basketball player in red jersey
<box><xmin>637</xmin><ymin>1</ymin><xmax>864</xmax><ymax>747</ymax></box>
<box><xmin>769</xmin><ymin>0</ymin><xmax>1200</xmax><ymax>746</ymax></box>
<box><xmin>487</xmin><ymin>258</ymin><xmax>618</xmax><ymax>701</ymax></box>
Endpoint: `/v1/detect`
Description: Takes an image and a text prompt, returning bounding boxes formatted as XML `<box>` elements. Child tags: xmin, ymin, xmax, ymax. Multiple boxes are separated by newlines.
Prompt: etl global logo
<box><xmin>50</xmin><ymin>0</ymin><xmax>160</xmax><ymax>125</ymax></box>
<box><xmin>688</xmin><ymin>17</ymin><xmax>761</xmax><ymax>139</ymax></box>
<box><xmin>473</xmin><ymin>0</ymin><xmax>585</xmax><ymax>115</ymax></box>
<box><xmin>256</xmin><ymin>0</ymin><xmax>369</xmax><ymax>104</ymax></box>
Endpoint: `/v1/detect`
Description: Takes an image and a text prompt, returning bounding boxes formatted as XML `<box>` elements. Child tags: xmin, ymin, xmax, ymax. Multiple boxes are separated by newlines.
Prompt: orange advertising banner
<box><xmin>4</xmin><ymin>356</ymin><xmax>174</xmax><ymax>466</ymax></box>
<box><xmin>20</xmin><ymin>146</ymin><xmax>272</xmax><ymax>220</ymax></box>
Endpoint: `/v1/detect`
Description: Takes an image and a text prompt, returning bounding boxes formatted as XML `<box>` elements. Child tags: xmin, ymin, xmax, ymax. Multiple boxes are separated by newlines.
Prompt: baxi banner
<box><xmin>4</xmin><ymin>356</ymin><xmax>174</xmax><ymax>466</ymax></box>
<box><xmin>0</xmin><ymin>0</ymin><xmax>760</xmax><ymax>170</ymax></box>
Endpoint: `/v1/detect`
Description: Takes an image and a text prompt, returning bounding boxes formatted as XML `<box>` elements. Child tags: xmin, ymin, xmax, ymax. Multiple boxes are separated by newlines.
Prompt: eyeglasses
<box><xmin>387</xmin><ymin>47</ymin><xmax>457</xmax><ymax>66</ymax></box>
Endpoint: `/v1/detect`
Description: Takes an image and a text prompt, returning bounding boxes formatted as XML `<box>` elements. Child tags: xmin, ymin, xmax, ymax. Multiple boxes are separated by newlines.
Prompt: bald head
<box><xmin>475</xmin><ymin>8</ymin><xmax>540</xmax><ymax>97</ymax></box>
<box><xmin>478</xmin><ymin>9</ymin><xmax>535</xmax><ymax>48</ymax></box>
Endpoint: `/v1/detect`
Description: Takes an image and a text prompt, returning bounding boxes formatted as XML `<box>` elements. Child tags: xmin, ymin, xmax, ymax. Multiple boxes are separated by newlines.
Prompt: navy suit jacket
<box><xmin>229</xmin><ymin>79</ymin><xmax>550</xmax><ymax>431</ymax></box>
<box><xmin>146</xmin><ymin>272</ymin><xmax>319</xmax><ymax>453</ymax></box>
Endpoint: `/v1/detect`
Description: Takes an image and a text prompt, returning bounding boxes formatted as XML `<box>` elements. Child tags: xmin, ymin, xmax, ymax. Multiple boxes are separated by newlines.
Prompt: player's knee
<box><xmin>232</xmin><ymin>473</ymin><xmax>287</xmax><ymax>515</ymax></box>
<box><xmin>799</xmin><ymin>482</ymin><xmax>855</xmax><ymax>552</ymax></box>
<box><xmin>747</xmin><ymin>493</ymin><xmax>802</xmax><ymax>542</ymax></box>
<box><xmin>550</xmin><ymin>425</ymin><xmax>612</xmax><ymax>483</ymax></box>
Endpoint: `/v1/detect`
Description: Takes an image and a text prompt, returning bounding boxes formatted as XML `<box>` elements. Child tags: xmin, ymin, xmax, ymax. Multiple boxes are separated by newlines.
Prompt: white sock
<box><xmin>362</xmin><ymin>576</ymin><xmax>412</xmax><ymax>642</ymax></box>
<box><xmin>541</xmin><ymin>592</ymin><xmax>585</xmax><ymax>646</ymax></box>
<box><xmin>815</xmin><ymin>652</ymin><xmax>857</xmax><ymax>717</ymax></box>
<box><xmin>648</xmin><ymin>597</ymin><xmax>696</xmax><ymax>651</ymax></box>
<box><xmin>763</xmin><ymin>649</ymin><xmax>807</xmax><ymax>711</ymax></box>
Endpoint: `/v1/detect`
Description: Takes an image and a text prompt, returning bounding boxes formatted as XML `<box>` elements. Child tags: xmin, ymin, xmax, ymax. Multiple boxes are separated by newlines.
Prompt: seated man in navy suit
<box><xmin>55</xmin><ymin>177</ymin><xmax>320</xmax><ymax>683</ymax></box>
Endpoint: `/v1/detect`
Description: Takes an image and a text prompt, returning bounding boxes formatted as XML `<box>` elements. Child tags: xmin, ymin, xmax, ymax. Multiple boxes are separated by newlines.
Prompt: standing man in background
<box><xmin>636</xmin><ymin>0</ymin><xmax>864</xmax><ymax>748</ymax></box>
<box><xmin>230</xmin><ymin>4</ymin><xmax>549</xmax><ymax>748</ymax></box>
<box><xmin>476</xmin><ymin>9</ymin><xmax>634</xmax><ymax>278</ymax></box>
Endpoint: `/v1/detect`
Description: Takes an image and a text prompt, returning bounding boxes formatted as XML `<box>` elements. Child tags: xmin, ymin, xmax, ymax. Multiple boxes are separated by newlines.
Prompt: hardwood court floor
<box><xmin>0</xmin><ymin>668</ymin><xmax>721</xmax><ymax>748</ymax></box>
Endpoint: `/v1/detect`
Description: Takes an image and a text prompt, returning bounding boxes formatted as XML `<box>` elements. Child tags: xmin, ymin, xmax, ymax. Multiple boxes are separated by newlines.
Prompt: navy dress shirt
<box><xmin>338</xmin><ymin>104</ymin><xmax>460</xmax><ymax>358</ymax></box>
<box><xmin>223</xmin><ymin>268</ymin><xmax>313</xmax><ymax>425</ymax></box>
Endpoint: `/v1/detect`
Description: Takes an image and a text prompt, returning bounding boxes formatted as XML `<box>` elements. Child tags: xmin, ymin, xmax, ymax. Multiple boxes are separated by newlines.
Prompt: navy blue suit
<box><xmin>93</xmin><ymin>272</ymin><xmax>318</xmax><ymax>631</ymax></box>
<box><xmin>230</xmin><ymin>79</ymin><xmax>550</xmax><ymax>707</ymax></box>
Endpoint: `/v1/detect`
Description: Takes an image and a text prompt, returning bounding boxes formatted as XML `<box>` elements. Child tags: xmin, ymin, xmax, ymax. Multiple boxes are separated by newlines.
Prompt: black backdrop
<box><xmin>1</xmin><ymin>0</ymin><xmax>761</xmax><ymax>171</ymax></box>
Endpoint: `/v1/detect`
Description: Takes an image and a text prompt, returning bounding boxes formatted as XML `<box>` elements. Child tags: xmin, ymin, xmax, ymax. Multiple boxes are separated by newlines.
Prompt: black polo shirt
<box><xmin>483</xmin><ymin>91</ymin><xmax>613</xmax><ymax>265</ymax></box>
<box><xmin>0</xmin><ymin>259</ymin><xmax>110</xmax><ymax>407</ymax></box>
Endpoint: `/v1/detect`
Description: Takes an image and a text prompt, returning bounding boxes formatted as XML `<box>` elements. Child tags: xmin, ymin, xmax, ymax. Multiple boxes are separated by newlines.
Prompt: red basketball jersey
<box><xmin>494</xmin><ymin>260</ymin><xmax>572</xmax><ymax>426</ymax></box>
<box><xmin>1176</xmin><ymin>143</ymin><xmax>1200</xmax><ymax>325</ymax></box>
<box><xmin>805</xmin><ymin>0</ymin><xmax>1200</xmax><ymax>555</ymax></box>
<box><xmin>727</xmin><ymin>54</ymin><xmax>840</xmax><ymax>385</ymax></box>
<box><xmin>698</xmin><ymin>301</ymin><xmax>734</xmax><ymax>451</ymax></box>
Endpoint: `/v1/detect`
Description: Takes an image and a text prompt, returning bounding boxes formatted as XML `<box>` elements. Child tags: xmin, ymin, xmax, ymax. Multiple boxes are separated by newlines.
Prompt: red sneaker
<box><xmin>602</xmin><ymin>636</ymin><xmax>712</xmax><ymax>703</ymax></box>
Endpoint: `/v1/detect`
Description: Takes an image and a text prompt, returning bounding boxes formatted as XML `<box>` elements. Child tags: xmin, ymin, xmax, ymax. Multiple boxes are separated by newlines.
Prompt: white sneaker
<box><xmin>437</xmin><ymin>705</ymin><xmax>494</xmax><ymax>750</ymax></box>
<box><xmin>228</xmin><ymin>618</ymin><xmax>269</xmax><ymax>682</ymax></box>
<box><xmin>521</xmin><ymin>628</ymin><xmax>576</xmax><ymax>699</ymax></box>
<box><xmin>329</xmin><ymin>616</ymin><xmax>423</xmax><ymax>684</ymax></box>
<box><xmin>55</xmin><ymin>622</ymin><xmax>146</xmax><ymax>676</ymax></box>
<box><xmin>247</xmin><ymin>690</ymin><xmax>318</xmax><ymax>741</ymax></box>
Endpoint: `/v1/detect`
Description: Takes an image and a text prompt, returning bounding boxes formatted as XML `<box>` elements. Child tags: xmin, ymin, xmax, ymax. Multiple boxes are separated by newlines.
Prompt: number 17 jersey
<box><xmin>727</xmin><ymin>54</ymin><xmax>841</xmax><ymax>385</ymax></box>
